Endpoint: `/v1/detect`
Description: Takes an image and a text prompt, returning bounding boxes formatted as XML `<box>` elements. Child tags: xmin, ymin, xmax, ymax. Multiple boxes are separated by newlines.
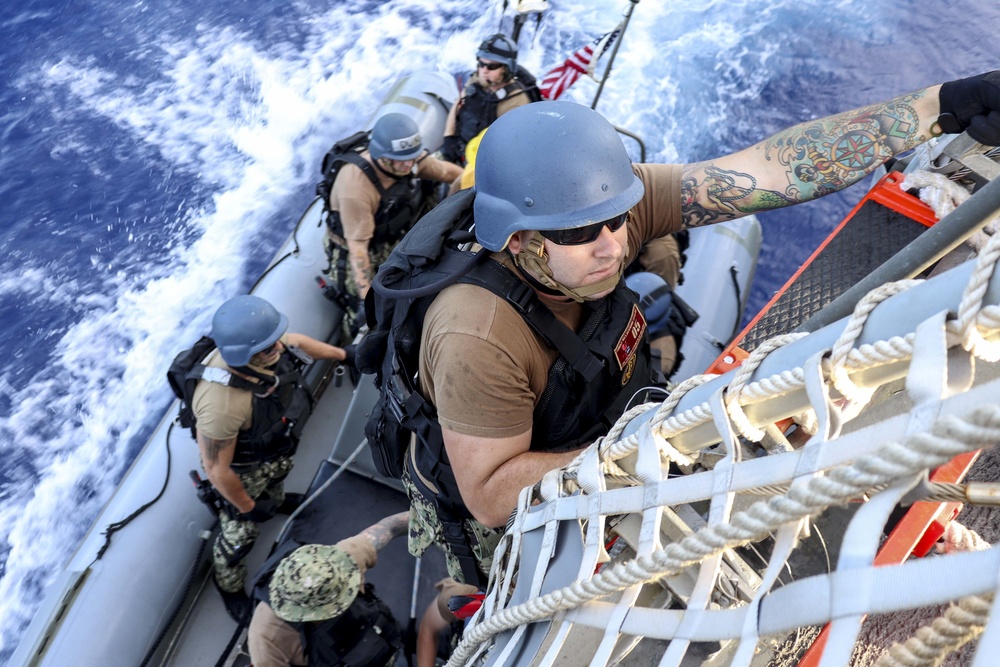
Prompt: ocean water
<box><xmin>0</xmin><ymin>0</ymin><xmax>997</xmax><ymax>659</ymax></box>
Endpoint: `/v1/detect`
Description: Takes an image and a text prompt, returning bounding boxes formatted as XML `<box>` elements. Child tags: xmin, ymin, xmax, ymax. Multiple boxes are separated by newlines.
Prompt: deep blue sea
<box><xmin>0</xmin><ymin>0</ymin><xmax>997</xmax><ymax>659</ymax></box>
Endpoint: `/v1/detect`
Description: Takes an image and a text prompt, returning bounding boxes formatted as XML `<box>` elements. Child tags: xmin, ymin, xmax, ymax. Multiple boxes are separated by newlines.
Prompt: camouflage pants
<box><xmin>323</xmin><ymin>238</ymin><xmax>398</xmax><ymax>342</ymax></box>
<box><xmin>401</xmin><ymin>467</ymin><xmax>502</xmax><ymax>586</ymax></box>
<box><xmin>212</xmin><ymin>455</ymin><xmax>294</xmax><ymax>593</ymax></box>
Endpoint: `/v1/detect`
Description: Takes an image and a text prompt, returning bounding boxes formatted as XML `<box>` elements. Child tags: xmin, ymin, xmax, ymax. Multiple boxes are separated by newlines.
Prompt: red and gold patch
<box><xmin>615</xmin><ymin>304</ymin><xmax>646</xmax><ymax>371</ymax></box>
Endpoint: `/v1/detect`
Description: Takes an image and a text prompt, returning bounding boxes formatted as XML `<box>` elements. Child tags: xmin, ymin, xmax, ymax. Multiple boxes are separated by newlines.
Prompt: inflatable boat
<box><xmin>9</xmin><ymin>67</ymin><xmax>761</xmax><ymax>666</ymax></box>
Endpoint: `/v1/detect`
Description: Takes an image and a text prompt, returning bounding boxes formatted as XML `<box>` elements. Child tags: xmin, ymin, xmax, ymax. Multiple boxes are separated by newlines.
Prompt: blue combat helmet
<box><xmin>211</xmin><ymin>295</ymin><xmax>288</xmax><ymax>367</ymax></box>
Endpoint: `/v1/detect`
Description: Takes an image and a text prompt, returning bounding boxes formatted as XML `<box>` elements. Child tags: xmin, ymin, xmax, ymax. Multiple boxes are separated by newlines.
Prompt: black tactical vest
<box><xmin>326</xmin><ymin>151</ymin><xmax>424</xmax><ymax>247</ymax></box>
<box><xmin>227</xmin><ymin>354</ymin><xmax>313</xmax><ymax>466</ymax></box>
<box><xmin>408</xmin><ymin>268</ymin><xmax>654</xmax><ymax>518</ymax></box>
<box><xmin>456</xmin><ymin>79</ymin><xmax>531</xmax><ymax>145</ymax></box>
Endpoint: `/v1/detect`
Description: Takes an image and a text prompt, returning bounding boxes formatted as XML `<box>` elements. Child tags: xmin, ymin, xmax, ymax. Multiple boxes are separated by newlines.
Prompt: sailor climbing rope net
<box><xmin>445</xmin><ymin>162</ymin><xmax>1000</xmax><ymax>667</ymax></box>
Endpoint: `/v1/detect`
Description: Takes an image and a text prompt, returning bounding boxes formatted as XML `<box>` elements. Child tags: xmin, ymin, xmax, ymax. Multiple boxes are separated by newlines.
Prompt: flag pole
<box><xmin>591</xmin><ymin>0</ymin><xmax>639</xmax><ymax>111</ymax></box>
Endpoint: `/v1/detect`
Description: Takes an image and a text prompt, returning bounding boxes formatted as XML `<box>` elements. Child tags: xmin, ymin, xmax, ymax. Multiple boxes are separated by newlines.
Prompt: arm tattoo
<box><xmin>360</xmin><ymin>512</ymin><xmax>409</xmax><ymax>552</ymax></box>
<box><xmin>681</xmin><ymin>90</ymin><xmax>931</xmax><ymax>228</ymax></box>
<box><xmin>680</xmin><ymin>167</ymin><xmax>794</xmax><ymax>227</ymax></box>
<box><xmin>763</xmin><ymin>94</ymin><xmax>925</xmax><ymax>199</ymax></box>
<box><xmin>349</xmin><ymin>247</ymin><xmax>373</xmax><ymax>294</ymax></box>
<box><xmin>201</xmin><ymin>435</ymin><xmax>231</xmax><ymax>465</ymax></box>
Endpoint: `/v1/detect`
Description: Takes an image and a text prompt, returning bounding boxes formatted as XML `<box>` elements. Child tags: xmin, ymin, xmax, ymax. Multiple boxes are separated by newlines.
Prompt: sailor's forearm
<box><xmin>679</xmin><ymin>85</ymin><xmax>941</xmax><ymax>227</ymax></box>
<box><xmin>757</xmin><ymin>85</ymin><xmax>940</xmax><ymax>198</ymax></box>
<box><xmin>359</xmin><ymin>512</ymin><xmax>409</xmax><ymax>552</ymax></box>
<box><xmin>346</xmin><ymin>238</ymin><xmax>373</xmax><ymax>297</ymax></box>
<box><xmin>285</xmin><ymin>333</ymin><xmax>347</xmax><ymax>361</ymax></box>
<box><xmin>467</xmin><ymin>448</ymin><xmax>584</xmax><ymax>528</ymax></box>
<box><xmin>210</xmin><ymin>467</ymin><xmax>254</xmax><ymax>513</ymax></box>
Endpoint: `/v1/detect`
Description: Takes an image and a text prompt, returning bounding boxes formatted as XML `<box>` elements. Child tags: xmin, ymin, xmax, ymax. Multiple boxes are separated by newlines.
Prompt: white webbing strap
<box><xmin>591</xmin><ymin>424</ymin><xmax>669</xmax><ymax>665</ymax></box>
<box><xmin>660</xmin><ymin>388</ymin><xmax>742</xmax><ymax>667</ymax></box>
<box><xmin>971</xmin><ymin>586</ymin><xmax>1000</xmax><ymax>667</ymax></box>
<box><xmin>733</xmin><ymin>350</ymin><xmax>837</xmax><ymax>666</ymax></box>
<box><xmin>819</xmin><ymin>310</ymin><xmax>957</xmax><ymax>666</ymax></box>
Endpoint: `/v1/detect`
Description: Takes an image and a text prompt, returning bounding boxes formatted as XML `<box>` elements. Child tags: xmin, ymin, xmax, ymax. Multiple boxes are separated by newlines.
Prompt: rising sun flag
<box><xmin>538</xmin><ymin>23</ymin><xmax>623</xmax><ymax>100</ymax></box>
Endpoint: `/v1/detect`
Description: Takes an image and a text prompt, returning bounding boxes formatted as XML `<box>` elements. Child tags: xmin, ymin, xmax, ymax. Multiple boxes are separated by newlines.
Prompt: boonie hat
<box><xmin>269</xmin><ymin>544</ymin><xmax>361</xmax><ymax>623</ymax></box>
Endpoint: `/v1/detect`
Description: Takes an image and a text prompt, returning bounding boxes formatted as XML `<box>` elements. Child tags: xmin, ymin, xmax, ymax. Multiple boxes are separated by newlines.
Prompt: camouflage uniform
<box><xmin>402</xmin><ymin>467</ymin><xmax>502</xmax><ymax>585</ymax></box>
<box><xmin>213</xmin><ymin>455</ymin><xmax>293</xmax><ymax>593</ymax></box>
<box><xmin>323</xmin><ymin>239</ymin><xmax>398</xmax><ymax>342</ymax></box>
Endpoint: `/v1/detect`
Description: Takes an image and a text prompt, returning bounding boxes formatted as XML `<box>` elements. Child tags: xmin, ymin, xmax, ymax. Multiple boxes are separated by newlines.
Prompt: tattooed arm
<box><xmin>357</xmin><ymin>512</ymin><xmax>410</xmax><ymax>552</ymax></box>
<box><xmin>197</xmin><ymin>431</ymin><xmax>255</xmax><ymax>513</ymax></box>
<box><xmin>346</xmin><ymin>237</ymin><xmax>375</xmax><ymax>298</ymax></box>
<box><xmin>679</xmin><ymin>85</ymin><xmax>942</xmax><ymax>228</ymax></box>
<box><xmin>331</xmin><ymin>513</ymin><xmax>409</xmax><ymax>581</ymax></box>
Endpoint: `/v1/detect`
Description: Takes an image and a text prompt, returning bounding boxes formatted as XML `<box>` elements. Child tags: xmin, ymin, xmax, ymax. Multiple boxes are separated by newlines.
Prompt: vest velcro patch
<box><xmin>614</xmin><ymin>304</ymin><xmax>646</xmax><ymax>370</ymax></box>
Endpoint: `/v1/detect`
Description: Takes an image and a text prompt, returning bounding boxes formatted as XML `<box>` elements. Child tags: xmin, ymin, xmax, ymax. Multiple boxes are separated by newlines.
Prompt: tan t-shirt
<box><xmin>419</xmin><ymin>163</ymin><xmax>683</xmax><ymax>438</ymax></box>
<box><xmin>190</xmin><ymin>335</ymin><xmax>289</xmax><ymax>441</ymax></box>
<box><xmin>328</xmin><ymin>151</ymin><xmax>462</xmax><ymax>246</ymax></box>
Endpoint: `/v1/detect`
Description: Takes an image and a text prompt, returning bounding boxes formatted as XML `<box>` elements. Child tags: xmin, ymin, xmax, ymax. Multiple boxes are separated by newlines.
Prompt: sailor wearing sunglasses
<box><xmin>402</xmin><ymin>71</ymin><xmax>1000</xmax><ymax>584</ymax></box>
<box><xmin>439</xmin><ymin>33</ymin><xmax>540</xmax><ymax>165</ymax></box>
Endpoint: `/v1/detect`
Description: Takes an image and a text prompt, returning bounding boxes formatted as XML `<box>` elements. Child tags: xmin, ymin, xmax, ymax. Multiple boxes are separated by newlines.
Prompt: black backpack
<box><xmin>355</xmin><ymin>189</ymin><xmax>486</xmax><ymax>478</ymax></box>
<box><xmin>166</xmin><ymin>335</ymin><xmax>257</xmax><ymax>432</ymax></box>
<box><xmin>315</xmin><ymin>130</ymin><xmax>370</xmax><ymax>206</ymax></box>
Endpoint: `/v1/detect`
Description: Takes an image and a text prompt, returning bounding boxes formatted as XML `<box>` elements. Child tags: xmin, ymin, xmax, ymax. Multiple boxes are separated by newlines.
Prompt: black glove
<box><xmin>938</xmin><ymin>71</ymin><xmax>1000</xmax><ymax>145</ymax></box>
<box><xmin>440</xmin><ymin>135</ymin><xmax>462</xmax><ymax>163</ymax></box>
<box><xmin>341</xmin><ymin>343</ymin><xmax>357</xmax><ymax>368</ymax></box>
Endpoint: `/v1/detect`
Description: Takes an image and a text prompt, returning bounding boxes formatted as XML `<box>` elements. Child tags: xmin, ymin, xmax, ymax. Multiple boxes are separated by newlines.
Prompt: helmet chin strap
<box><xmin>513</xmin><ymin>233</ymin><xmax>624</xmax><ymax>303</ymax></box>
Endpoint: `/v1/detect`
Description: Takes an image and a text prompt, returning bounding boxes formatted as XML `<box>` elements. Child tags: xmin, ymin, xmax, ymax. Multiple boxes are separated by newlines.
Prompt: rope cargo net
<box><xmin>447</xmin><ymin>179</ymin><xmax>1000</xmax><ymax>667</ymax></box>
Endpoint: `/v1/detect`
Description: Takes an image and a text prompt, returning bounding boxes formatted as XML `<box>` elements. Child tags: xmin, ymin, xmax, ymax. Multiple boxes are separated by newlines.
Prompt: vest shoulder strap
<box><xmin>188</xmin><ymin>364</ymin><xmax>260</xmax><ymax>392</ymax></box>
<box><xmin>340</xmin><ymin>151</ymin><xmax>386</xmax><ymax>197</ymax></box>
<box><xmin>459</xmin><ymin>260</ymin><xmax>604</xmax><ymax>382</ymax></box>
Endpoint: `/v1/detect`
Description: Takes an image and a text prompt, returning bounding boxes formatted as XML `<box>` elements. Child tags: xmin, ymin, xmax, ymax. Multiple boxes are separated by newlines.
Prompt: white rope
<box><xmin>827</xmin><ymin>279</ymin><xmax>922</xmax><ymax>403</ymax></box>
<box><xmin>902</xmin><ymin>168</ymin><xmax>1000</xmax><ymax>253</ymax></box>
<box><xmin>938</xmin><ymin>521</ymin><xmax>991</xmax><ymax>554</ymax></box>
<box><xmin>725</xmin><ymin>333</ymin><xmax>808</xmax><ymax>442</ymax></box>
<box><xmin>956</xmin><ymin>232</ymin><xmax>1000</xmax><ymax>361</ymax></box>
<box><xmin>901</xmin><ymin>171</ymin><xmax>971</xmax><ymax>220</ymax></box>
<box><xmin>446</xmin><ymin>405</ymin><xmax>1000</xmax><ymax>667</ymax></box>
<box><xmin>875</xmin><ymin>523</ymin><xmax>993</xmax><ymax>667</ymax></box>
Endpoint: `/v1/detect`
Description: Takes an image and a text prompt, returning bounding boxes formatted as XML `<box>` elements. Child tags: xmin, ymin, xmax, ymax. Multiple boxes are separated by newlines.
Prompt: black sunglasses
<box><xmin>538</xmin><ymin>213</ymin><xmax>629</xmax><ymax>246</ymax></box>
<box><xmin>476</xmin><ymin>59</ymin><xmax>504</xmax><ymax>71</ymax></box>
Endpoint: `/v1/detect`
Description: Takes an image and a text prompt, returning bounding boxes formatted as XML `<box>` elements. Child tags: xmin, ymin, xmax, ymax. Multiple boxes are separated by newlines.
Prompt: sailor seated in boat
<box><xmin>191</xmin><ymin>295</ymin><xmax>349</xmax><ymax>622</ymax></box>
<box><xmin>321</xmin><ymin>113</ymin><xmax>462</xmax><ymax>342</ymax></box>
<box><xmin>439</xmin><ymin>33</ymin><xmax>539</xmax><ymax>167</ymax></box>
<box><xmin>247</xmin><ymin>513</ymin><xmax>408</xmax><ymax>667</ymax></box>
<box><xmin>399</xmin><ymin>71</ymin><xmax>1000</xmax><ymax>587</ymax></box>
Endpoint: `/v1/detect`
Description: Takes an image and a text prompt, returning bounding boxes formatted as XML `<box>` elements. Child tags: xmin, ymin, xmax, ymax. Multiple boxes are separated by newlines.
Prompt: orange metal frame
<box><xmin>709</xmin><ymin>172</ymin><xmax>938</xmax><ymax>371</ymax></box>
<box><xmin>700</xmin><ymin>172</ymin><xmax>981</xmax><ymax>664</ymax></box>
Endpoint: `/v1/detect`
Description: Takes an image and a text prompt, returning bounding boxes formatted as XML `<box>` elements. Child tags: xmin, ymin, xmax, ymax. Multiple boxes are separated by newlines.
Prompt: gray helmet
<box><xmin>476</xmin><ymin>33</ymin><xmax>517</xmax><ymax>70</ymax></box>
<box><xmin>210</xmin><ymin>295</ymin><xmax>288</xmax><ymax>367</ymax></box>
<box><xmin>473</xmin><ymin>100</ymin><xmax>645</xmax><ymax>252</ymax></box>
<box><xmin>369</xmin><ymin>113</ymin><xmax>423</xmax><ymax>161</ymax></box>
